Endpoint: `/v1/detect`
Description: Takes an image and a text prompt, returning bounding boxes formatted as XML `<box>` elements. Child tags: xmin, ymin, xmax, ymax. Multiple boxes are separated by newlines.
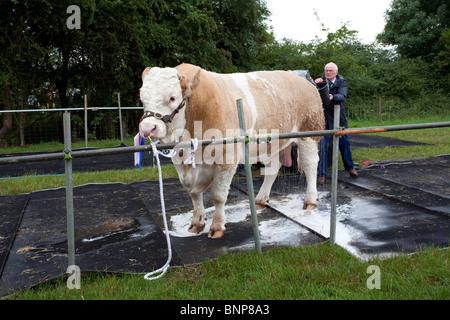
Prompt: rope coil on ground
<box><xmin>143</xmin><ymin>140</ymin><xmax>172</xmax><ymax>281</ymax></box>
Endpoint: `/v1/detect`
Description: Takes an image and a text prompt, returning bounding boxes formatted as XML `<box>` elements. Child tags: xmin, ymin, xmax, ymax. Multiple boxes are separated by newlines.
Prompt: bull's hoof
<box><xmin>188</xmin><ymin>223</ymin><xmax>205</xmax><ymax>234</ymax></box>
<box><xmin>208</xmin><ymin>228</ymin><xmax>226</xmax><ymax>239</ymax></box>
<box><xmin>303</xmin><ymin>201</ymin><xmax>317</xmax><ymax>210</ymax></box>
<box><xmin>255</xmin><ymin>203</ymin><xmax>266</xmax><ymax>210</ymax></box>
<box><xmin>255</xmin><ymin>199</ymin><xmax>268</xmax><ymax>210</ymax></box>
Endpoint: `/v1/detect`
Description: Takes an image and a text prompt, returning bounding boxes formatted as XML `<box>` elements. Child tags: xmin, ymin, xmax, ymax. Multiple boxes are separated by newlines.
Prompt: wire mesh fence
<box><xmin>0</xmin><ymin>104</ymin><xmax>142</xmax><ymax>148</ymax></box>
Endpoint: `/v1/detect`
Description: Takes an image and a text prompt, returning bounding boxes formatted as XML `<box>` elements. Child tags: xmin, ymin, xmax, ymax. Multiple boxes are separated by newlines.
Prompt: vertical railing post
<box><xmin>118</xmin><ymin>92</ymin><xmax>124</xmax><ymax>145</ymax></box>
<box><xmin>236</xmin><ymin>99</ymin><xmax>261</xmax><ymax>253</ymax></box>
<box><xmin>330</xmin><ymin>104</ymin><xmax>340</xmax><ymax>244</ymax></box>
<box><xmin>84</xmin><ymin>94</ymin><xmax>88</xmax><ymax>148</ymax></box>
<box><xmin>63</xmin><ymin>112</ymin><xmax>76</xmax><ymax>267</ymax></box>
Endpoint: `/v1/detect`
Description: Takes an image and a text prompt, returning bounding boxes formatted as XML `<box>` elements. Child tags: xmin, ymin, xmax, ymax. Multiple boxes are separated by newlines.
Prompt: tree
<box><xmin>378</xmin><ymin>0</ymin><xmax>449</xmax><ymax>67</ymax></box>
<box><xmin>161</xmin><ymin>0</ymin><xmax>271</xmax><ymax>73</ymax></box>
<box><xmin>434</xmin><ymin>30</ymin><xmax>450</xmax><ymax>73</ymax></box>
<box><xmin>0</xmin><ymin>0</ymin><xmax>273</xmax><ymax>145</ymax></box>
<box><xmin>210</xmin><ymin>0</ymin><xmax>271</xmax><ymax>72</ymax></box>
<box><xmin>0</xmin><ymin>0</ymin><xmax>55</xmax><ymax>146</ymax></box>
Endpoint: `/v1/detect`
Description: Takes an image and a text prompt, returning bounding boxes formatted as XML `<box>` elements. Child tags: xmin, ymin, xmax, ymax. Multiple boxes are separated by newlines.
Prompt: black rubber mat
<box><xmin>233</xmin><ymin>156</ymin><xmax>449</xmax><ymax>256</ymax></box>
<box><xmin>348</xmin><ymin>134</ymin><xmax>428</xmax><ymax>149</ymax></box>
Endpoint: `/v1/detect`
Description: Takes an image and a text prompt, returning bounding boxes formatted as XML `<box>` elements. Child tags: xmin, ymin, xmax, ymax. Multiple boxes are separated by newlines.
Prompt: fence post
<box><xmin>330</xmin><ymin>104</ymin><xmax>340</xmax><ymax>244</ymax></box>
<box><xmin>236</xmin><ymin>99</ymin><xmax>262</xmax><ymax>253</ymax></box>
<box><xmin>63</xmin><ymin>112</ymin><xmax>76</xmax><ymax>267</ymax></box>
<box><xmin>84</xmin><ymin>94</ymin><xmax>88</xmax><ymax>148</ymax></box>
<box><xmin>118</xmin><ymin>92</ymin><xmax>124</xmax><ymax>145</ymax></box>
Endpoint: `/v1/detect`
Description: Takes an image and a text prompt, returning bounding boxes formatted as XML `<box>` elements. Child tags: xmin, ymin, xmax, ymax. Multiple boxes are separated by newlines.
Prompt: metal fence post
<box><xmin>118</xmin><ymin>92</ymin><xmax>124</xmax><ymax>145</ymax></box>
<box><xmin>84</xmin><ymin>94</ymin><xmax>88</xmax><ymax>148</ymax></box>
<box><xmin>330</xmin><ymin>104</ymin><xmax>340</xmax><ymax>244</ymax></box>
<box><xmin>236</xmin><ymin>99</ymin><xmax>262</xmax><ymax>253</ymax></box>
<box><xmin>63</xmin><ymin>112</ymin><xmax>76</xmax><ymax>267</ymax></box>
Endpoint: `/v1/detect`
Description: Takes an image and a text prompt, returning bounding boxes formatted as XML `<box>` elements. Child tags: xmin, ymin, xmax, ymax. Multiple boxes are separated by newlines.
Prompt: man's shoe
<box><xmin>348</xmin><ymin>168</ymin><xmax>358</xmax><ymax>177</ymax></box>
<box><xmin>317</xmin><ymin>176</ymin><xmax>325</xmax><ymax>184</ymax></box>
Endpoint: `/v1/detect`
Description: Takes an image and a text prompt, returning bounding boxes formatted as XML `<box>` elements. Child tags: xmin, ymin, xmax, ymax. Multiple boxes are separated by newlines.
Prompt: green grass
<box><xmin>6</xmin><ymin>243</ymin><xmax>448</xmax><ymax>300</ymax></box>
<box><xmin>0</xmin><ymin>135</ymin><xmax>179</xmax><ymax>195</ymax></box>
<box><xmin>0</xmin><ymin>137</ymin><xmax>136</xmax><ymax>154</ymax></box>
<box><xmin>350</xmin><ymin>127</ymin><xmax>450</xmax><ymax>168</ymax></box>
<box><xmin>0</xmin><ymin>165</ymin><xmax>179</xmax><ymax>195</ymax></box>
<box><xmin>342</xmin><ymin>116</ymin><xmax>450</xmax><ymax>169</ymax></box>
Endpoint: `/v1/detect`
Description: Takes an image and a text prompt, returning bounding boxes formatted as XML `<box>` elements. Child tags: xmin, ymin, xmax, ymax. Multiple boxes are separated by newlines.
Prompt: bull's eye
<box><xmin>169</xmin><ymin>96</ymin><xmax>176</xmax><ymax>103</ymax></box>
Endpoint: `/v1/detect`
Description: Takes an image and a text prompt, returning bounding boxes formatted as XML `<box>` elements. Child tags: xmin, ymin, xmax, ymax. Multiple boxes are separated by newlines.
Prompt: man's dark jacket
<box><xmin>321</xmin><ymin>74</ymin><xmax>349</xmax><ymax>129</ymax></box>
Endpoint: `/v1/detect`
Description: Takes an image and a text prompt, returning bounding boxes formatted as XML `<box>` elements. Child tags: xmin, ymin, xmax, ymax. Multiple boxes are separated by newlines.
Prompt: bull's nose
<box><xmin>140</xmin><ymin>123</ymin><xmax>158</xmax><ymax>138</ymax></box>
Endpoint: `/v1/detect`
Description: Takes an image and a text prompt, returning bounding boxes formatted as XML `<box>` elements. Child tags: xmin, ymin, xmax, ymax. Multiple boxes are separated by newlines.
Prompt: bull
<box><xmin>139</xmin><ymin>63</ymin><xmax>324</xmax><ymax>239</ymax></box>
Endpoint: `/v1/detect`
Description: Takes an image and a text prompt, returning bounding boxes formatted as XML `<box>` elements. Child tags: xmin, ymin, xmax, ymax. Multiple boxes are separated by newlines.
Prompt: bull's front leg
<box><xmin>188</xmin><ymin>191</ymin><xmax>206</xmax><ymax>234</ymax></box>
<box><xmin>208</xmin><ymin>166</ymin><xmax>235</xmax><ymax>239</ymax></box>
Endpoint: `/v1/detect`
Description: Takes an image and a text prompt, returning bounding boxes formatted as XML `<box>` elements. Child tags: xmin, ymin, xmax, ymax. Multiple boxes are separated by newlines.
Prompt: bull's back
<box><xmin>206</xmin><ymin>70</ymin><xmax>323</xmax><ymax>134</ymax></box>
<box><xmin>248</xmin><ymin>71</ymin><xmax>323</xmax><ymax>133</ymax></box>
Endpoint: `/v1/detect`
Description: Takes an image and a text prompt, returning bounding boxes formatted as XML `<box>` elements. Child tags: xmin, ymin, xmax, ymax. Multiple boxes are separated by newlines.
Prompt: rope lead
<box><xmin>144</xmin><ymin>140</ymin><xmax>172</xmax><ymax>281</ymax></box>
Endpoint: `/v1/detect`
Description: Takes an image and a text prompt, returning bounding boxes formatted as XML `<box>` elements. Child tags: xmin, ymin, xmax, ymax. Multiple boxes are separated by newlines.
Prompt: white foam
<box><xmin>169</xmin><ymin>201</ymin><xmax>250</xmax><ymax>237</ymax></box>
<box><xmin>167</xmin><ymin>191</ymin><xmax>386</xmax><ymax>258</ymax></box>
<box><xmin>268</xmin><ymin>192</ymin><xmax>367</xmax><ymax>257</ymax></box>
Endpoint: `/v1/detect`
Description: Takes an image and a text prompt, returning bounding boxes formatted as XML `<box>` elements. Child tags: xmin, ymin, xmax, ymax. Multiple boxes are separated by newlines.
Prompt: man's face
<box><xmin>325</xmin><ymin>67</ymin><xmax>338</xmax><ymax>82</ymax></box>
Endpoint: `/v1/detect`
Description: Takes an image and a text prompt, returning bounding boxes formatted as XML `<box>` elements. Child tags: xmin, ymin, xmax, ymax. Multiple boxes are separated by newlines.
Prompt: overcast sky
<box><xmin>265</xmin><ymin>0</ymin><xmax>393</xmax><ymax>44</ymax></box>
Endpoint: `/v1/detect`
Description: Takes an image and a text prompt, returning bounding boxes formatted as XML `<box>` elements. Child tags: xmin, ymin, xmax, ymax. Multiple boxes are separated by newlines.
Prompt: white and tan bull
<box><xmin>139</xmin><ymin>63</ymin><xmax>324</xmax><ymax>239</ymax></box>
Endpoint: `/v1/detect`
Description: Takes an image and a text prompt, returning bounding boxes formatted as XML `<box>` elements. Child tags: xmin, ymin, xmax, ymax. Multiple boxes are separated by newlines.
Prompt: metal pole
<box><xmin>236</xmin><ymin>99</ymin><xmax>261</xmax><ymax>253</ymax></box>
<box><xmin>63</xmin><ymin>112</ymin><xmax>76</xmax><ymax>267</ymax></box>
<box><xmin>118</xmin><ymin>92</ymin><xmax>124</xmax><ymax>145</ymax></box>
<box><xmin>330</xmin><ymin>104</ymin><xmax>340</xmax><ymax>244</ymax></box>
<box><xmin>84</xmin><ymin>94</ymin><xmax>88</xmax><ymax>148</ymax></box>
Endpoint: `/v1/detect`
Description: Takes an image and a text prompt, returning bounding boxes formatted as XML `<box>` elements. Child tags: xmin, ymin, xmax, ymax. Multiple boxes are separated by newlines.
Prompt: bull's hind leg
<box><xmin>254</xmin><ymin>148</ymin><xmax>284</xmax><ymax>208</ymax></box>
<box><xmin>254</xmin><ymin>161</ymin><xmax>281</xmax><ymax>208</ymax></box>
<box><xmin>208</xmin><ymin>165</ymin><xmax>235</xmax><ymax>239</ymax></box>
<box><xmin>297</xmin><ymin>137</ymin><xmax>319</xmax><ymax>210</ymax></box>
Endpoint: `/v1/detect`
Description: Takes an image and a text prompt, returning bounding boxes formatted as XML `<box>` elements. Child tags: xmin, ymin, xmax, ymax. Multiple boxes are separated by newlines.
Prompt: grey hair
<box><xmin>325</xmin><ymin>62</ymin><xmax>338</xmax><ymax>71</ymax></box>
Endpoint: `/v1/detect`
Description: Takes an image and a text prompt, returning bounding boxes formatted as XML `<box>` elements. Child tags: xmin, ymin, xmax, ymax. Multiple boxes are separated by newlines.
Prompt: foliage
<box><xmin>378</xmin><ymin>0</ymin><xmax>450</xmax><ymax>68</ymax></box>
<box><xmin>256</xmin><ymin>24</ymin><xmax>449</xmax><ymax>121</ymax></box>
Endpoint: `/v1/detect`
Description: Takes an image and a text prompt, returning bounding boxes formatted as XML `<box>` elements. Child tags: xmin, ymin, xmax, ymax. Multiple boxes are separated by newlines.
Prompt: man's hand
<box><xmin>315</xmin><ymin>78</ymin><xmax>324</xmax><ymax>84</ymax></box>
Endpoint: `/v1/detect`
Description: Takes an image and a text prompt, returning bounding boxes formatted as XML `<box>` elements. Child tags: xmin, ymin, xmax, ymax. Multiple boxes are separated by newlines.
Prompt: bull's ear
<box><xmin>141</xmin><ymin>67</ymin><xmax>151</xmax><ymax>81</ymax></box>
<box><xmin>179</xmin><ymin>69</ymin><xmax>200</xmax><ymax>97</ymax></box>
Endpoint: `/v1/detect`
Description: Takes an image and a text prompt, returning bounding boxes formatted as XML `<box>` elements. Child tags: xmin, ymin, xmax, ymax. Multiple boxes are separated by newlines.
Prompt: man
<box><xmin>315</xmin><ymin>62</ymin><xmax>357</xmax><ymax>183</ymax></box>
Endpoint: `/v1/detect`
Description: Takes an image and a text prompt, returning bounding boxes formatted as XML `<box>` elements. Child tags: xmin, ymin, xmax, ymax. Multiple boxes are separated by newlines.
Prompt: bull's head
<box><xmin>139</xmin><ymin>67</ymin><xmax>186</xmax><ymax>142</ymax></box>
